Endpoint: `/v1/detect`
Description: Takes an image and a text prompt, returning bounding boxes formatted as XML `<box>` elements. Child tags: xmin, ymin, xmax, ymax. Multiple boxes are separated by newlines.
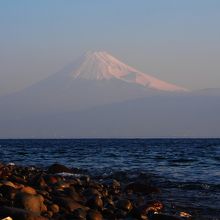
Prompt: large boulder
<box><xmin>47</xmin><ymin>164</ymin><xmax>72</xmax><ymax>174</ymax></box>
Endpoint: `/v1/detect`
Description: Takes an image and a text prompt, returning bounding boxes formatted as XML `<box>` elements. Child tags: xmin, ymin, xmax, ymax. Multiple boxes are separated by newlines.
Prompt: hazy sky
<box><xmin>0</xmin><ymin>0</ymin><xmax>220</xmax><ymax>95</ymax></box>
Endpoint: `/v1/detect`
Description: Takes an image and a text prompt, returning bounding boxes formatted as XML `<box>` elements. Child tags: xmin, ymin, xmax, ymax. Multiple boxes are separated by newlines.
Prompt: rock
<box><xmin>115</xmin><ymin>209</ymin><xmax>128</xmax><ymax>218</ymax></box>
<box><xmin>0</xmin><ymin>206</ymin><xmax>48</xmax><ymax>220</ymax></box>
<box><xmin>0</xmin><ymin>185</ymin><xmax>17</xmax><ymax>200</ymax></box>
<box><xmin>72</xmin><ymin>208</ymin><xmax>87</xmax><ymax>219</ymax></box>
<box><xmin>43</xmin><ymin>211</ymin><xmax>53</xmax><ymax>218</ymax></box>
<box><xmin>53</xmin><ymin>196</ymin><xmax>88</xmax><ymax>212</ymax></box>
<box><xmin>20</xmin><ymin>186</ymin><xmax>37</xmax><ymax>195</ymax></box>
<box><xmin>86</xmin><ymin>210</ymin><xmax>102</xmax><ymax>220</ymax></box>
<box><xmin>132</xmin><ymin>201</ymin><xmax>163</xmax><ymax>219</ymax></box>
<box><xmin>80</xmin><ymin>175</ymin><xmax>90</xmax><ymax>184</ymax></box>
<box><xmin>44</xmin><ymin>175</ymin><xmax>58</xmax><ymax>185</ymax></box>
<box><xmin>47</xmin><ymin>164</ymin><xmax>72</xmax><ymax>174</ymax></box>
<box><xmin>103</xmin><ymin>197</ymin><xmax>115</xmax><ymax>208</ymax></box>
<box><xmin>1</xmin><ymin>181</ymin><xmax>16</xmax><ymax>188</ymax></box>
<box><xmin>132</xmin><ymin>207</ymin><xmax>149</xmax><ymax>220</ymax></box>
<box><xmin>144</xmin><ymin>201</ymin><xmax>164</xmax><ymax>213</ymax></box>
<box><xmin>112</xmin><ymin>179</ymin><xmax>120</xmax><ymax>189</ymax></box>
<box><xmin>102</xmin><ymin>208</ymin><xmax>115</xmax><ymax>219</ymax></box>
<box><xmin>117</xmin><ymin>199</ymin><xmax>133</xmax><ymax>212</ymax></box>
<box><xmin>15</xmin><ymin>192</ymin><xmax>47</xmax><ymax>213</ymax></box>
<box><xmin>1</xmin><ymin>217</ymin><xmax>13</xmax><ymax>220</ymax></box>
<box><xmin>86</xmin><ymin>195</ymin><xmax>103</xmax><ymax>210</ymax></box>
<box><xmin>30</xmin><ymin>175</ymin><xmax>47</xmax><ymax>189</ymax></box>
<box><xmin>63</xmin><ymin>187</ymin><xmax>85</xmax><ymax>202</ymax></box>
<box><xmin>48</xmin><ymin>204</ymin><xmax>59</xmax><ymax>214</ymax></box>
<box><xmin>83</xmin><ymin>188</ymin><xmax>101</xmax><ymax>197</ymax></box>
<box><xmin>179</xmin><ymin>212</ymin><xmax>192</xmax><ymax>219</ymax></box>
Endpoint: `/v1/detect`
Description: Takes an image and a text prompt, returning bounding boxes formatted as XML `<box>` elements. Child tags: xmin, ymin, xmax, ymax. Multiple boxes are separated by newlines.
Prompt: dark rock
<box><xmin>64</xmin><ymin>187</ymin><xmax>85</xmax><ymax>202</ymax></box>
<box><xmin>48</xmin><ymin>164</ymin><xmax>72</xmax><ymax>174</ymax></box>
<box><xmin>102</xmin><ymin>208</ymin><xmax>116</xmax><ymax>219</ymax></box>
<box><xmin>86</xmin><ymin>195</ymin><xmax>103</xmax><ymax>210</ymax></box>
<box><xmin>114</xmin><ymin>208</ymin><xmax>128</xmax><ymax>218</ymax></box>
<box><xmin>20</xmin><ymin>186</ymin><xmax>37</xmax><ymax>195</ymax></box>
<box><xmin>145</xmin><ymin>200</ymin><xmax>164</xmax><ymax>213</ymax></box>
<box><xmin>131</xmin><ymin>207</ymin><xmax>149</xmax><ymax>220</ymax></box>
<box><xmin>53</xmin><ymin>196</ymin><xmax>88</xmax><ymax>212</ymax></box>
<box><xmin>117</xmin><ymin>199</ymin><xmax>133</xmax><ymax>212</ymax></box>
<box><xmin>48</xmin><ymin>203</ymin><xmax>59</xmax><ymax>214</ymax></box>
<box><xmin>0</xmin><ymin>206</ymin><xmax>48</xmax><ymax>220</ymax></box>
<box><xmin>72</xmin><ymin>208</ymin><xmax>87</xmax><ymax>219</ymax></box>
<box><xmin>86</xmin><ymin>210</ymin><xmax>103</xmax><ymax>220</ymax></box>
<box><xmin>112</xmin><ymin>179</ymin><xmax>120</xmax><ymax>189</ymax></box>
<box><xmin>83</xmin><ymin>188</ymin><xmax>101</xmax><ymax>197</ymax></box>
<box><xmin>15</xmin><ymin>192</ymin><xmax>47</xmax><ymax>213</ymax></box>
<box><xmin>0</xmin><ymin>184</ymin><xmax>17</xmax><ymax>200</ymax></box>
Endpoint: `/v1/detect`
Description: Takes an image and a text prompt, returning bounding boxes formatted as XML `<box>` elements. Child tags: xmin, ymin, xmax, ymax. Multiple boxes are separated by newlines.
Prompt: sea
<box><xmin>0</xmin><ymin>139</ymin><xmax>219</xmax><ymax>219</ymax></box>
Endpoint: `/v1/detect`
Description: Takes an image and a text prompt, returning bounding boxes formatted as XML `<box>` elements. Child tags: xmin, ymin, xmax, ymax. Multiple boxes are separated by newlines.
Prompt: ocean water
<box><xmin>0</xmin><ymin>139</ymin><xmax>219</xmax><ymax>219</ymax></box>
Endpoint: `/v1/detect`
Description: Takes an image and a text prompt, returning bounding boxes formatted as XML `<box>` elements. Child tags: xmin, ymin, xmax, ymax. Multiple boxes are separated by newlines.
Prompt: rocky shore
<box><xmin>0</xmin><ymin>162</ymin><xmax>192</xmax><ymax>220</ymax></box>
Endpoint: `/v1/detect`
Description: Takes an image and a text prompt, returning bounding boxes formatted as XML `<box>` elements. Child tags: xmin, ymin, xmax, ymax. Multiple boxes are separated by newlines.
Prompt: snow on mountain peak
<box><xmin>70</xmin><ymin>51</ymin><xmax>188</xmax><ymax>92</ymax></box>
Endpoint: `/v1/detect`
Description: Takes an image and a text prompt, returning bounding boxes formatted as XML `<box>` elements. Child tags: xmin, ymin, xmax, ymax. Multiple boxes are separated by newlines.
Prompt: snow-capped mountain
<box><xmin>3</xmin><ymin>51</ymin><xmax>211</xmax><ymax>138</ymax></box>
<box><xmin>61</xmin><ymin>51</ymin><xmax>187</xmax><ymax>92</ymax></box>
<box><xmin>0</xmin><ymin>51</ymin><xmax>188</xmax><ymax>115</ymax></box>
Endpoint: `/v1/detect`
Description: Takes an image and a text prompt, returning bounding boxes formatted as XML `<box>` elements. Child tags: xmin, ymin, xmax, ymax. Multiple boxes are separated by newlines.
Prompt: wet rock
<box><xmin>80</xmin><ymin>175</ymin><xmax>90</xmax><ymax>184</ymax></box>
<box><xmin>48</xmin><ymin>203</ymin><xmax>59</xmax><ymax>214</ymax></box>
<box><xmin>102</xmin><ymin>208</ymin><xmax>116</xmax><ymax>219</ymax></box>
<box><xmin>83</xmin><ymin>188</ymin><xmax>101</xmax><ymax>197</ymax></box>
<box><xmin>115</xmin><ymin>208</ymin><xmax>128</xmax><ymax>218</ymax></box>
<box><xmin>0</xmin><ymin>185</ymin><xmax>17</xmax><ymax>200</ymax></box>
<box><xmin>1</xmin><ymin>181</ymin><xmax>16</xmax><ymax>188</ymax></box>
<box><xmin>112</xmin><ymin>179</ymin><xmax>120</xmax><ymax>189</ymax></box>
<box><xmin>72</xmin><ymin>208</ymin><xmax>87</xmax><ymax>219</ymax></box>
<box><xmin>53</xmin><ymin>196</ymin><xmax>88</xmax><ymax>212</ymax></box>
<box><xmin>144</xmin><ymin>201</ymin><xmax>164</xmax><ymax>213</ymax></box>
<box><xmin>20</xmin><ymin>186</ymin><xmax>37</xmax><ymax>195</ymax></box>
<box><xmin>44</xmin><ymin>175</ymin><xmax>58</xmax><ymax>185</ymax></box>
<box><xmin>15</xmin><ymin>192</ymin><xmax>47</xmax><ymax>213</ymax></box>
<box><xmin>0</xmin><ymin>206</ymin><xmax>48</xmax><ymax>220</ymax></box>
<box><xmin>132</xmin><ymin>207</ymin><xmax>149</xmax><ymax>220</ymax></box>
<box><xmin>43</xmin><ymin>210</ymin><xmax>53</xmax><ymax>218</ymax></box>
<box><xmin>30</xmin><ymin>175</ymin><xmax>47</xmax><ymax>189</ymax></box>
<box><xmin>86</xmin><ymin>195</ymin><xmax>103</xmax><ymax>210</ymax></box>
<box><xmin>117</xmin><ymin>199</ymin><xmax>133</xmax><ymax>212</ymax></box>
<box><xmin>63</xmin><ymin>187</ymin><xmax>85</xmax><ymax>202</ymax></box>
<box><xmin>86</xmin><ymin>210</ymin><xmax>102</xmax><ymax>220</ymax></box>
<box><xmin>103</xmin><ymin>197</ymin><xmax>115</xmax><ymax>208</ymax></box>
<box><xmin>179</xmin><ymin>212</ymin><xmax>192</xmax><ymax>219</ymax></box>
<box><xmin>48</xmin><ymin>164</ymin><xmax>72</xmax><ymax>174</ymax></box>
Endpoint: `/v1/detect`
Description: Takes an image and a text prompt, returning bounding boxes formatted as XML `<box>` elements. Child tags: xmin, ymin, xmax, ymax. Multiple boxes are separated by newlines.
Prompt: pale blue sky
<box><xmin>0</xmin><ymin>0</ymin><xmax>220</xmax><ymax>95</ymax></box>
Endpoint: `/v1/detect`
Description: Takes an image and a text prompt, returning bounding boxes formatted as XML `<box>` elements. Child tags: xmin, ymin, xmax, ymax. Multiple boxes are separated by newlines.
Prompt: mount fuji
<box><xmin>1</xmin><ymin>51</ymin><xmax>220</xmax><ymax>138</ymax></box>
<box><xmin>65</xmin><ymin>51</ymin><xmax>187</xmax><ymax>92</ymax></box>
<box><xmin>0</xmin><ymin>51</ymin><xmax>187</xmax><ymax>116</ymax></box>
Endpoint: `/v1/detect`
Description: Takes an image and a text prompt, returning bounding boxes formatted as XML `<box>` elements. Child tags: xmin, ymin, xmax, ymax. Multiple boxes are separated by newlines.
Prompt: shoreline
<box><xmin>0</xmin><ymin>162</ymin><xmax>192</xmax><ymax>220</ymax></box>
